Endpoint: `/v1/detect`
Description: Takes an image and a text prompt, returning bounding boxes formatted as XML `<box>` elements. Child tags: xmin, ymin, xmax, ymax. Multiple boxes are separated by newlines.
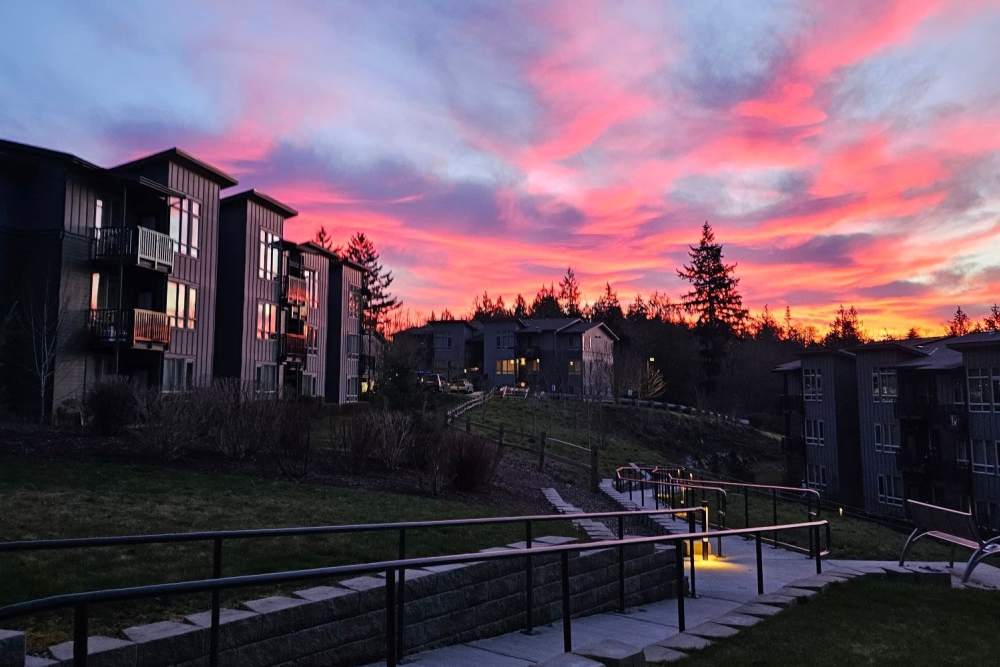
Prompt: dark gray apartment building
<box><xmin>397</xmin><ymin>319</ymin><xmax>483</xmax><ymax>381</ymax></box>
<box><xmin>773</xmin><ymin>349</ymin><xmax>861</xmax><ymax>505</ymax></box>
<box><xmin>0</xmin><ymin>138</ymin><xmax>365</xmax><ymax>415</ymax></box>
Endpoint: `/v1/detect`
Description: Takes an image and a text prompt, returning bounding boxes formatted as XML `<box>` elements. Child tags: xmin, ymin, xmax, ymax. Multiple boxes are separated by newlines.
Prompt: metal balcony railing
<box><xmin>280</xmin><ymin>331</ymin><xmax>307</xmax><ymax>360</ymax></box>
<box><xmin>88</xmin><ymin>308</ymin><xmax>170</xmax><ymax>349</ymax></box>
<box><xmin>283</xmin><ymin>275</ymin><xmax>308</xmax><ymax>305</ymax></box>
<box><xmin>92</xmin><ymin>226</ymin><xmax>174</xmax><ymax>272</ymax></box>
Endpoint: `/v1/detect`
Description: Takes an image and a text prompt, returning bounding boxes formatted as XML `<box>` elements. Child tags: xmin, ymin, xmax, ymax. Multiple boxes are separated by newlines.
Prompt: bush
<box><xmin>446</xmin><ymin>431</ymin><xmax>502</xmax><ymax>492</ymax></box>
<box><xmin>369</xmin><ymin>410</ymin><xmax>414</xmax><ymax>471</ymax></box>
<box><xmin>85</xmin><ymin>379</ymin><xmax>138</xmax><ymax>436</ymax></box>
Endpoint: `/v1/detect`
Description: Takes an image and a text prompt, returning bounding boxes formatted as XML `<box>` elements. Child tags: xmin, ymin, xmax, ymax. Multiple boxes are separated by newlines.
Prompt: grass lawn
<box><xmin>0</xmin><ymin>454</ymin><xmax>575</xmax><ymax>650</ymax></box>
<box><xmin>680</xmin><ymin>576</ymin><xmax>1000</xmax><ymax>665</ymax></box>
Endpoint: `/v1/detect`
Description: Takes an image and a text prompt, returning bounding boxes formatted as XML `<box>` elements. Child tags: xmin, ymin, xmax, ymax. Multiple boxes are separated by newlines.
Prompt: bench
<box><xmin>899</xmin><ymin>499</ymin><xmax>1000</xmax><ymax>583</ymax></box>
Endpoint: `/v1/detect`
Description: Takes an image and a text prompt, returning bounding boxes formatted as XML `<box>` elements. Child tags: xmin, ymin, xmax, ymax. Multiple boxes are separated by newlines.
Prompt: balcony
<box><xmin>280</xmin><ymin>332</ymin><xmax>307</xmax><ymax>362</ymax></box>
<box><xmin>283</xmin><ymin>275</ymin><xmax>308</xmax><ymax>306</ymax></box>
<box><xmin>895</xmin><ymin>400</ymin><xmax>966</xmax><ymax>430</ymax></box>
<box><xmin>93</xmin><ymin>227</ymin><xmax>174</xmax><ymax>273</ymax></box>
<box><xmin>779</xmin><ymin>393</ymin><xmax>804</xmax><ymax>413</ymax></box>
<box><xmin>88</xmin><ymin>308</ymin><xmax>170</xmax><ymax>351</ymax></box>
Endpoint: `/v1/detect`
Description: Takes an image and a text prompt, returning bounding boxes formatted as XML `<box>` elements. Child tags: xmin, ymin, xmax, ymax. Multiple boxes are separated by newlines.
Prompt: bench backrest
<box><xmin>906</xmin><ymin>499</ymin><xmax>981</xmax><ymax>545</ymax></box>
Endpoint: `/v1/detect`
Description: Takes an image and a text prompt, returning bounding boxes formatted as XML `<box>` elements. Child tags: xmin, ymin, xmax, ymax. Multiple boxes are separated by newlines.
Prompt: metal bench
<box><xmin>899</xmin><ymin>499</ymin><xmax>1000</xmax><ymax>583</ymax></box>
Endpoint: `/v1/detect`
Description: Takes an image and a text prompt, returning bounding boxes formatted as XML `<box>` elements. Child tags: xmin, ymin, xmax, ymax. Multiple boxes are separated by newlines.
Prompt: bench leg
<box><xmin>949</xmin><ymin>545</ymin><xmax>955</xmax><ymax>568</ymax></box>
<box><xmin>962</xmin><ymin>549</ymin><xmax>983</xmax><ymax>584</ymax></box>
<box><xmin>898</xmin><ymin>528</ymin><xmax>923</xmax><ymax>567</ymax></box>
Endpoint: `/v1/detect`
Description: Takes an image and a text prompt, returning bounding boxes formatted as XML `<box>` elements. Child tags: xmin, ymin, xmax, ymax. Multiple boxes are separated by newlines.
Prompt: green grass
<box><xmin>679</xmin><ymin>576</ymin><xmax>1000</xmax><ymax>665</ymax></box>
<box><xmin>0</xmin><ymin>454</ymin><xmax>574</xmax><ymax>650</ymax></box>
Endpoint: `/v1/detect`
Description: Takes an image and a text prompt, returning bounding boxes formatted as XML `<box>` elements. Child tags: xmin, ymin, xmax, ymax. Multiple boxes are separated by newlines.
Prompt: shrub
<box><xmin>447</xmin><ymin>431</ymin><xmax>502</xmax><ymax>492</ymax></box>
<box><xmin>369</xmin><ymin>410</ymin><xmax>414</xmax><ymax>471</ymax></box>
<box><xmin>85</xmin><ymin>379</ymin><xmax>138</xmax><ymax>436</ymax></box>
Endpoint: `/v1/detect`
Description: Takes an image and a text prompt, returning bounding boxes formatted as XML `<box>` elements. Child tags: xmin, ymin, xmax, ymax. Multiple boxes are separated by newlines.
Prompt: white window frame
<box><xmin>254</xmin><ymin>364</ymin><xmax>278</xmax><ymax>395</ymax></box>
<box><xmin>162</xmin><ymin>357</ymin><xmax>194</xmax><ymax>393</ymax></box>
<box><xmin>168</xmin><ymin>197</ymin><xmax>200</xmax><ymax>257</ymax></box>
<box><xmin>256</xmin><ymin>301</ymin><xmax>277</xmax><ymax>340</ymax></box>
<box><xmin>971</xmin><ymin>439</ymin><xmax>995</xmax><ymax>475</ymax></box>
<box><xmin>877</xmin><ymin>474</ymin><xmax>903</xmax><ymax>506</ymax></box>
<box><xmin>872</xmin><ymin>367</ymin><xmax>898</xmax><ymax>403</ymax></box>
<box><xmin>805</xmin><ymin>419</ymin><xmax>824</xmax><ymax>447</ymax></box>
<box><xmin>806</xmin><ymin>463</ymin><xmax>827</xmax><ymax>489</ymax></box>
<box><xmin>803</xmin><ymin>369</ymin><xmax>823</xmax><ymax>401</ymax></box>
<box><xmin>166</xmin><ymin>281</ymin><xmax>197</xmax><ymax>330</ymax></box>
<box><xmin>957</xmin><ymin>441</ymin><xmax>970</xmax><ymax>465</ymax></box>
<box><xmin>258</xmin><ymin>230</ymin><xmax>280</xmax><ymax>280</ymax></box>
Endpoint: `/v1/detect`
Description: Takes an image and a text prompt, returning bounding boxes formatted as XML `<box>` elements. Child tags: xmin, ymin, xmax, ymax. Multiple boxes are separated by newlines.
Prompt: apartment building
<box><xmin>0</xmin><ymin>137</ymin><xmax>364</xmax><ymax>415</ymax></box>
<box><xmin>773</xmin><ymin>349</ymin><xmax>861</xmax><ymax>505</ymax></box>
<box><xmin>214</xmin><ymin>189</ymin><xmax>301</xmax><ymax>395</ymax></box>
<box><xmin>397</xmin><ymin>319</ymin><xmax>483</xmax><ymax>381</ymax></box>
<box><xmin>477</xmin><ymin>317</ymin><xmax>617</xmax><ymax>394</ymax></box>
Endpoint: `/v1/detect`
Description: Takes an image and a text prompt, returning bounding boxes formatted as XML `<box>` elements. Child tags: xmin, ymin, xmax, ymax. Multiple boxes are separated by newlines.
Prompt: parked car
<box><xmin>449</xmin><ymin>379</ymin><xmax>473</xmax><ymax>394</ymax></box>
<box><xmin>416</xmin><ymin>372</ymin><xmax>444</xmax><ymax>391</ymax></box>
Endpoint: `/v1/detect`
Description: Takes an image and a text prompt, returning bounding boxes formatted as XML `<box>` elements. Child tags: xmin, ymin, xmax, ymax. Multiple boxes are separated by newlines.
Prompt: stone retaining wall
<box><xmin>1</xmin><ymin>537</ymin><xmax>679</xmax><ymax>667</ymax></box>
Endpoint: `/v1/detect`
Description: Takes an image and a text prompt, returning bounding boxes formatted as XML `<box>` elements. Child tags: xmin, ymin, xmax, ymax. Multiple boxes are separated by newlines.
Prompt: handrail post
<box><xmin>813</xmin><ymin>525</ymin><xmax>822</xmax><ymax>574</ymax></box>
<box><xmin>755</xmin><ymin>532</ymin><xmax>764</xmax><ymax>594</ymax></box>
<box><xmin>524</xmin><ymin>520</ymin><xmax>534</xmax><ymax>634</ymax></box>
<box><xmin>560</xmin><ymin>551</ymin><xmax>572</xmax><ymax>652</ymax></box>
<box><xmin>687</xmin><ymin>512</ymin><xmax>696</xmax><ymax>598</ymax></box>
<box><xmin>74</xmin><ymin>603</ymin><xmax>88</xmax><ymax>667</ymax></box>
<box><xmin>771</xmin><ymin>489</ymin><xmax>778</xmax><ymax>548</ymax></box>
<box><xmin>717</xmin><ymin>491</ymin><xmax>725</xmax><ymax>557</ymax></box>
<box><xmin>210</xmin><ymin>537</ymin><xmax>222</xmax><ymax>667</ymax></box>
<box><xmin>618</xmin><ymin>514</ymin><xmax>626</xmax><ymax>613</ymax></box>
<box><xmin>701</xmin><ymin>502</ymin><xmax>710</xmax><ymax>561</ymax></box>
<box><xmin>675</xmin><ymin>543</ymin><xmax>686</xmax><ymax>632</ymax></box>
<box><xmin>385</xmin><ymin>568</ymin><xmax>397</xmax><ymax>667</ymax></box>
<box><xmin>397</xmin><ymin>528</ymin><xmax>406</xmax><ymax>662</ymax></box>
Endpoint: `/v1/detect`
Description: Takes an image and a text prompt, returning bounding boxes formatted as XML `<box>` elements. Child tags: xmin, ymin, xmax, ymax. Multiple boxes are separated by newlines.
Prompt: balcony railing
<box><xmin>283</xmin><ymin>275</ymin><xmax>308</xmax><ymax>305</ymax></box>
<box><xmin>280</xmin><ymin>332</ymin><xmax>307</xmax><ymax>361</ymax></box>
<box><xmin>88</xmin><ymin>308</ymin><xmax>170</xmax><ymax>350</ymax></box>
<box><xmin>93</xmin><ymin>226</ymin><xmax>174</xmax><ymax>272</ymax></box>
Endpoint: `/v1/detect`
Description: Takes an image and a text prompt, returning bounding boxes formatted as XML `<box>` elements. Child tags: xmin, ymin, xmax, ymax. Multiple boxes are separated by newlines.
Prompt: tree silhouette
<box><xmin>591</xmin><ymin>283</ymin><xmax>624</xmax><ymax>327</ymax></box>
<box><xmin>313</xmin><ymin>225</ymin><xmax>336</xmax><ymax>251</ymax></box>
<box><xmin>558</xmin><ymin>267</ymin><xmax>582</xmax><ymax>316</ymax></box>
<box><xmin>982</xmin><ymin>304</ymin><xmax>1000</xmax><ymax>333</ymax></box>
<box><xmin>947</xmin><ymin>306</ymin><xmax>971</xmax><ymax>336</ymax></box>
<box><xmin>512</xmin><ymin>294</ymin><xmax>529</xmax><ymax>319</ymax></box>
<box><xmin>344</xmin><ymin>232</ymin><xmax>400</xmax><ymax>335</ymax></box>
<box><xmin>529</xmin><ymin>284</ymin><xmax>563</xmax><ymax>318</ymax></box>
<box><xmin>677</xmin><ymin>222</ymin><xmax>747</xmax><ymax>394</ymax></box>
<box><xmin>822</xmin><ymin>305</ymin><xmax>867</xmax><ymax>349</ymax></box>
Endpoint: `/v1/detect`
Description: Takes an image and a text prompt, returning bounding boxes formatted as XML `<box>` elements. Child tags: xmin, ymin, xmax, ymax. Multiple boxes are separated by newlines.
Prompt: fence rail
<box><xmin>0</xmin><ymin>515</ymin><xmax>828</xmax><ymax>667</ymax></box>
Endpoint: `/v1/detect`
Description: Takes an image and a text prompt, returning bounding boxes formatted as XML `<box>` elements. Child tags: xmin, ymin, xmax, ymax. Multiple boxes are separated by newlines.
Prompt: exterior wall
<box><xmin>580</xmin><ymin>326</ymin><xmax>614</xmax><ymax>396</ymax></box>
<box><xmin>801</xmin><ymin>356</ymin><xmax>841</xmax><ymax>498</ymax></box>
<box><xmin>242</xmin><ymin>200</ymin><xmax>282</xmax><ymax>387</ymax></box>
<box><xmin>302</xmin><ymin>250</ymin><xmax>328</xmax><ymax>397</ymax></box>
<box><xmin>325</xmin><ymin>262</ymin><xmax>362</xmax><ymax>403</ymax></box>
<box><xmin>856</xmin><ymin>350</ymin><xmax>907</xmax><ymax>517</ymax></box>
<box><xmin>481</xmin><ymin>321</ymin><xmax>519</xmax><ymax>388</ymax></box>
<box><xmin>962</xmin><ymin>346</ymin><xmax>1000</xmax><ymax>528</ymax></box>
<box><xmin>426</xmin><ymin>322</ymin><xmax>474</xmax><ymax>378</ymax></box>
<box><xmin>213</xmin><ymin>202</ymin><xmax>247</xmax><ymax>380</ymax></box>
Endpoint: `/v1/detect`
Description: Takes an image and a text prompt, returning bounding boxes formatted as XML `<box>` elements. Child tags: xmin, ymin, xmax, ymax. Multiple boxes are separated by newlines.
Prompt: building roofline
<box><xmin>113</xmin><ymin>147</ymin><xmax>238</xmax><ymax>187</ymax></box>
<box><xmin>300</xmin><ymin>241</ymin><xmax>367</xmax><ymax>273</ymax></box>
<box><xmin>221</xmin><ymin>188</ymin><xmax>298</xmax><ymax>218</ymax></box>
<box><xmin>0</xmin><ymin>137</ymin><xmax>102</xmax><ymax>172</ymax></box>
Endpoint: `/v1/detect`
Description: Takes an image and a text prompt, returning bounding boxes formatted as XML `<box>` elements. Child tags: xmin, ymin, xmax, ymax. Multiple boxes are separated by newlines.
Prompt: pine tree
<box><xmin>344</xmin><ymin>232</ymin><xmax>400</xmax><ymax>335</ymax></box>
<box><xmin>823</xmin><ymin>305</ymin><xmax>867</xmax><ymax>349</ymax></box>
<box><xmin>947</xmin><ymin>306</ymin><xmax>971</xmax><ymax>336</ymax></box>
<box><xmin>906</xmin><ymin>326</ymin><xmax>921</xmax><ymax>339</ymax></box>
<box><xmin>590</xmin><ymin>283</ymin><xmax>623</xmax><ymax>326</ymax></box>
<box><xmin>529</xmin><ymin>284</ymin><xmax>563</xmax><ymax>318</ymax></box>
<box><xmin>313</xmin><ymin>225</ymin><xmax>335</xmax><ymax>251</ymax></box>
<box><xmin>626</xmin><ymin>294</ymin><xmax>648</xmax><ymax>322</ymax></box>
<box><xmin>558</xmin><ymin>267</ymin><xmax>582</xmax><ymax>317</ymax></box>
<box><xmin>512</xmin><ymin>294</ymin><xmax>528</xmax><ymax>319</ymax></box>
<box><xmin>677</xmin><ymin>222</ymin><xmax>747</xmax><ymax>394</ymax></box>
<box><xmin>982</xmin><ymin>304</ymin><xmax>1000</xmax><ymax>332</ymax></box>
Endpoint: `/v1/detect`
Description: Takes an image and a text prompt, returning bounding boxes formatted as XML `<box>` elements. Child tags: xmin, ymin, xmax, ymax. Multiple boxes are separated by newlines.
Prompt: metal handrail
<box><xmin>0</xmin><ymin>518</ymin><xmax>828</xmax><ymax>667</ymax></box>
<box><xmin>0</xmin><ymin>507</ymin><xmax>699</xmax><ymax>665</ymax></box>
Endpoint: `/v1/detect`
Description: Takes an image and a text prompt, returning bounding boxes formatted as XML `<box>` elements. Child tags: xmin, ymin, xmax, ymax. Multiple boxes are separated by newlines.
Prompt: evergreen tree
<box><xmin>752</xmin><ymin>305</ymin><xmax>782</xmax><ymax>341</ymax></box>
<box><xmin>677</xmin><ymin>222</ymin><xmax>747</xmax><ymax>393</ymax></box>
<box><xmin>512</xmin><ymin>294</ymin><xmax>529</xmax><ymax>319</ymax></box>
<box><xmin>558</xmin><ymin>267</ymin><xmax>582</xmax><ymax>316</ymax></box>
<box><xmin>906</xmin><ymin>326</ymin><xmax>921</xmax><ymax>339</ymax></box>
<box><xmin>626</xmin><ymin>294</ymin><xmax>648</xmax><ymax>323</ymax></box>
<box><xmin>822</xmin><ymin>305</ymin><xmax>866</xmax><ymax>349</ymax></box>
<box><xmin>313</xmin><ymin>225</ymin><xmax>335</xmax><ymax>251</ymax></box>
<box><xmin>344</xmin><ymin>232</ymin><xmax>400</xmax><ymax>335</ymax></box>
<box><xmin>947</xmin><ymin>306</ymin><xmax>971</xmax><ymax>336</ymax></box>
<box><xmin>591</xmin><ymin>283</ymin><xmax>624</xmax><ymax>326</ymax></box>
<box><xmin>981</xmin><ymin>304</ymin><xmax>1000</xmax><ymax>332</ymax></box>
<box><xmin>529</xmin><ymin>284</ymin><xmax>563</xmax><ymax>318</ymax></box>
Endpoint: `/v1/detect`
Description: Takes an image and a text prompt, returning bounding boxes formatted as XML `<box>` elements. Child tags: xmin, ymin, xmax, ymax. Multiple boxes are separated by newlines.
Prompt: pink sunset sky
<box><xmin>2</xmin><ymin>0</ymin><xmax>998</xmax><ymax>334</ymax></box>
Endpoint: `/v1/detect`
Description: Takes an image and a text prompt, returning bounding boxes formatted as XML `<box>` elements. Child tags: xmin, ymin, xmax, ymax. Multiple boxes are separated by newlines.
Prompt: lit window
<box><xmin>258</xmin><ymin>230</ymin><xmax>280</xmax><ymax>280</ymax></box>
<box><xmin>166</xmin><ymin>281</ymin><xmax>197</xmax><ymax>329</ymax></box>
<box><xmin>168</xmin><ymin>197</ymin><xmax>200</xmax><ymax>257</ymax></box>
<box><xmin>257</xmin><ymin>302</ymin><xmax>278</xmax><ymax>339</ymax></box>
<box><xmin>495</xmin><ymin>359</ymin><xmax>515</xmax><ymax>375</ymax></box>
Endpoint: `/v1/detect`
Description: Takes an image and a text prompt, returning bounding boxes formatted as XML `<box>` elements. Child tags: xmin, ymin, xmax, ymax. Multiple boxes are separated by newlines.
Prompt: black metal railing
<box><xmin>0</xmin><ymin>507</ymin><xmax>702</xmax><ymax>665</ymax></box>
<box><xmin>0</xmin><ymin>516</ymin><xmax>828</xmax><ymax>667</ymax></box>
<box><xmin>280</xmin><ymin>331</ymin><xmax>307</xmax><ymax>360</ymax></box>
<box><xmin>87</xmin><ymin>308</ymin><xmax>170</xmax><ymax>349</ymax></box>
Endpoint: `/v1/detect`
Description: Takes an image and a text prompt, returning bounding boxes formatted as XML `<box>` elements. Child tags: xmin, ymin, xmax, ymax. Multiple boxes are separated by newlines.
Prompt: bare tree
<box><xmin>18</xmin><ymin>271</ymin><xmax>72</xmax><ymax>422</ymax></box>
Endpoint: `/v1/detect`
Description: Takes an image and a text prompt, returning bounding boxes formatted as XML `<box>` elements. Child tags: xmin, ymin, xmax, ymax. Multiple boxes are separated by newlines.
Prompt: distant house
<box><xmin>396</xmin><ymin>319</ymin><xmax>483</xmax><ymax>381</ymax></box>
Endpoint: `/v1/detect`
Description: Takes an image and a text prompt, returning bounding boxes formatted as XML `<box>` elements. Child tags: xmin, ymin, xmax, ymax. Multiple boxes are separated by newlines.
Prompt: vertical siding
<box><xmin>240</xmin><ymin>201</ymin><xmax>282</xmax><ymax>385</ymax></box>
<box><xmin>303</xmin><ymin>250</ymin><xmax>328</xmax><ymax>394</ymax></box>
<box><xmin>965</xmin><ymin>347</ymin><xmax>1000</xmax><ymax>513</ymax></box>
<box><xmin>856</xmin><ymin>350</ymin><xmax>907</xmax><ymax>517</ymax></box>
<box><xmin>165</xmin><ymin>163</ymin><xmax>221</xmax><ymax>385</ymax></box>
<box><xmin>802</xmin><ymin>356</ymin><xmax>842</xmax><ymax>499</ymax></box>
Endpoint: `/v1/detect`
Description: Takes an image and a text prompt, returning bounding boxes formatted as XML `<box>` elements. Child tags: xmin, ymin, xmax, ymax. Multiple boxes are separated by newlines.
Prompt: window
<box><xmin>347</xmin><ymin>333</ymin><xmax>360</xmax><ymax>357</ymax></box>
<box><xmin>347</xmin><ymin>375</ymin><xmax>360</xmax><ymax>399</ymax></box>
<box><xmin>877</xmin><ymin>475</ymin><xmax>903</xmax><ymax>506</ymax></box>
<box><xmin>496</xmin><ymin>332</ymin><xmax>515</xmax><ymax>349</ymax></box>
<box><xmin>804</xmin><ymin>419</ymin><xmax>824</xmax><ymax>446</ymax></box>
<box><xmin>994</xmin><ymin>368</ymin><xmax>1000</xmax><ymax>412</ymax></box>
<box><xmin>256</xmin><ymin>302</ymin><xmax>278</xmax><ymax>339</ymax></box>
<box><xmin>94</xmin><ymin>198</ymin><xmax>108</xmax><ymax>236</ymax></box>
<box><xmin>806</xmin><ymin>464</ymin><xmax>827</xmax><ymax>489</ymax></box>
<box><xmin>872</xmin><ymin>368</ymin><xmax>898</xmax><ymax>402</ymax></box>
<box><xmin>433</xmin><ymin>335</ymin><xmax>452</xmax><ymax>350</ymax></box>
<box><xmin>168</xmin><ymin>197</ymin><xmax>200</xmax><ymax>257</ymax></box>
<box><xmin>162</xmin><ymin>358</ymin><xmax>194</xmax><ymax>393</ymax></box>
<box><xmin>302</xmin><ymin>373</ymin><xmax>317</xmax><ymax>397</ymax></box>
<box><xmin>258</xmin><ymin>230</ymin><xmax>280</xmax><ymax>280</ymax></box>
<box><xmin>255</xmin><ymin>364</ymin><xmax>277</xmax><ymax>394</ymax></box>
<box><xmin>803</xmin><ymin>369</ymin><xmax>823</xmax><ymax>400</ymax></box>
<box><xmin>874</xmin><ymin>423</ymin><xmax>899</xmax><ymax>453</ymax></box>
<box><xmin>306</xmin><ymin>327</ymin><xmax>319</xmax><ymax>354</ymax></box>
<box><xmin>967</xmin><ymin>368</ymin><xmax>991</xmax><ymax>412</ymax></box>
<box><xmin>971</xmin><ymin>439</ymin><xmax>995</xmax><ymax>475</ymax></box>
<box><xmin>495</xmin><ymin>359</ymin><xmax>515</xmax><ymax>375</ymax></box>
<box><xmin>957</xmin><ymin>441</ymin><xmax>970</xmax><ymax>465</ymax></box>
<box><xmin>568</xmin><ymin>336</ymin><xmax>581</xmax><ymax>350</ymax></box>
<box><xmin>305</xmin><ymin>269</ymin><xmax>319</xmax><ymax>308</ymax></box>
<box><xmin>348</xmin><ymin>287</ymin><xmax>362</xmax><ymax>321</ymax></box>
<box><xmin>952</xmin><ymin>376</ymin><xmax>965</xmax><ymax>405</ymax></box>
<box><xmin>166</xmin><ymin>281</ymin><xmax>197</xmax><ymax>329</ymax></box>
<box><xmin>568</xmin><ymin>359</ymin><xmax>581</xmax><ymax>376</ymax></box>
